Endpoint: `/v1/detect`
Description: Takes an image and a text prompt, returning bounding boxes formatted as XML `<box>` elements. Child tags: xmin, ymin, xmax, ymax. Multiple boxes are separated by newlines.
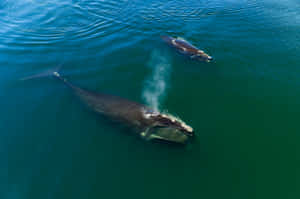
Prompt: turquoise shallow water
<box><xmin>1</xmin><ymin>0</ymin><xmax>300</xmax><ymax>198</ymax></box>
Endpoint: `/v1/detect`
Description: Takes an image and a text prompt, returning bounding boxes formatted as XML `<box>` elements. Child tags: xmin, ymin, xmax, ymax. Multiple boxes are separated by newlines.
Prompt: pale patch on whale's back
<box><xmin>176</xmin><ymin>37</ymin><xmax>198</xmax><ymax>49</ymax></box>
<box><xmin>176</xmin><ymin>37</ymin><xmax>187</xmax><ymax>41</ymax></box>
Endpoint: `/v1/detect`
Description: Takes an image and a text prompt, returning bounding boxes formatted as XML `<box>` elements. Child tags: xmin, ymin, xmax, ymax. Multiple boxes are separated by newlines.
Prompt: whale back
<box><xmin>173</xmin><ymin>39</ymin><xmax>199</xmax><ymax>54</ymax></box>
<box><xmin>71</xmin><ymin>86</ymin><xmax>150</xmax><ymax>128</ymax></box>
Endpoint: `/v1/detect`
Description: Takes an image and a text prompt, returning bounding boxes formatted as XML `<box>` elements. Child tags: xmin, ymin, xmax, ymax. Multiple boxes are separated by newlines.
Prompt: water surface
<box><xmin>1</xmin><ymin>0</ymin><xmax>300</xmax><ymax>198</ymax></box>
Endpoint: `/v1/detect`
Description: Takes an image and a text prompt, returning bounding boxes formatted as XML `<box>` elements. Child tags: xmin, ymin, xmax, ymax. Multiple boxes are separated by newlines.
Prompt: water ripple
<box><xmin>0</xmin><ymin>0</ymin><xmax>298</xmax><ymax>58</ymax></box>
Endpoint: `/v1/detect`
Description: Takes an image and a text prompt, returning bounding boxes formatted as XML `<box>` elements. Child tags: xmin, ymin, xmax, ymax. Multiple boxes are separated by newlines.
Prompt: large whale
<box><xmin>161</xmin><ymin>35</ymin><xmax>213</xmax><ymax>62</ymax></box>
<box><xmin>24</xmin><ymin>70</ymin><xmax>194</xmax><ymax>144</ymax></box>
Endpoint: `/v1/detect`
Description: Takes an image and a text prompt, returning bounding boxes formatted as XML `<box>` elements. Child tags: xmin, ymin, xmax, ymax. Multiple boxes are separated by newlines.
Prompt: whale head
<box><xmin>141</xmin><ymin>109</ymin><xmax>194</xmax><ymax>144</ymax></box>
<box><xmin>193</xmin><ymin>50</ymin><xmax>213</xmax><ymax>62</ymax></box>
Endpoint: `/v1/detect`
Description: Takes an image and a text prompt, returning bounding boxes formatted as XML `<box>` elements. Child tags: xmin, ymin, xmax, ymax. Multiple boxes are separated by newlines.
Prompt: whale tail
<box><xmin>20</xmin><ymin>63</ymin><xmax>63</xmax><ymax>81</ymax></box>
<box><xmin>21</xmin><ymin>64</ymin><xmax>75</xmax><ymax>89</ymax></box>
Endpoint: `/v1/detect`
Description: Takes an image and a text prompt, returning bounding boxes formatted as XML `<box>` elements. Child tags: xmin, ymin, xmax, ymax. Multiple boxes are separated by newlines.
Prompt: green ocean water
<box><xmin>1</xmin><ymin>0</ymin><xmax>300</xmax><ymax>198</ymax></box>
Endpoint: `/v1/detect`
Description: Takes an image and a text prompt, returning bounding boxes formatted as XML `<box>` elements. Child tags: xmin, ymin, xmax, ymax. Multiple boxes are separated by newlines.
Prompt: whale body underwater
<box><xmin>161</xmin><ymin>35</ymin><xmax>213</xmax><ymax>62</ymax></box>
<box><xmin>26</xmin><ymin>70</ymin><xmax>194</xmax><ymax>144</ymax></box>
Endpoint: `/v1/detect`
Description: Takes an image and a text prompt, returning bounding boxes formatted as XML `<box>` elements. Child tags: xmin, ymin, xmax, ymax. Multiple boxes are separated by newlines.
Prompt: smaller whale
<box><xmin>161</xmin><ymin>35</ymin><xmax>213</xmax><ymax>62</ymax></box>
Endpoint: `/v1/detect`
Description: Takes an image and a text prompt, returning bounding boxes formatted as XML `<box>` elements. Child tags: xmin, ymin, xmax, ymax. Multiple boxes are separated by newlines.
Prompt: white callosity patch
<box><xmin>141</xmin><ymin>108</ymin><xmax>194</xmax><ymax>134</ymax></box>
<box><xmin>171</xmin><ymin>39</ymin><xmax>176</xmax><ymax>45</ymax></box>
<box><xmin>142</xmin><ymin>50</ymin><xmax>171</xmax><ymax>111</ymax></box>
<box><xmin>53</xmin><ymin>72</ymin><xmax>60</xmax><ymax>77</ymax></box>
<box><xmin>160</xmin><ymin>113</ymin><xmax>194</xmax><ymax>133</ymax></box>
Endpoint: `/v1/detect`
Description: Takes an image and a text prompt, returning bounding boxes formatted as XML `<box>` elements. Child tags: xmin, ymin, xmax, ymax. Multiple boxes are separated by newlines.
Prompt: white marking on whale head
<box><xmin>141</xmin><ymin>108</ymin><xmax>194</xmax><ymax>135</ymax></box>
<box><xmin>53</xmin><ymin>72</ymin><xmax>60</xmax><ymax>77</ymax></box>
<box><xmin>160</xmin><ymin>113</ymin><xmax>194</xmax><ymax>133</ymax></box>
<box><xmin>171</xmin><ymin>39</ymin><xmax>177</xmax><ymax>45</ymax></box>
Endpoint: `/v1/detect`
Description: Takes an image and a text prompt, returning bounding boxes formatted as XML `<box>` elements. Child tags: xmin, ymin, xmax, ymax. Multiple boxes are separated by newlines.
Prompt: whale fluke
<box><xmin>20</xmin><ymin>64</ymin><xmax>63</xmax><ymax>81</ymax></box>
